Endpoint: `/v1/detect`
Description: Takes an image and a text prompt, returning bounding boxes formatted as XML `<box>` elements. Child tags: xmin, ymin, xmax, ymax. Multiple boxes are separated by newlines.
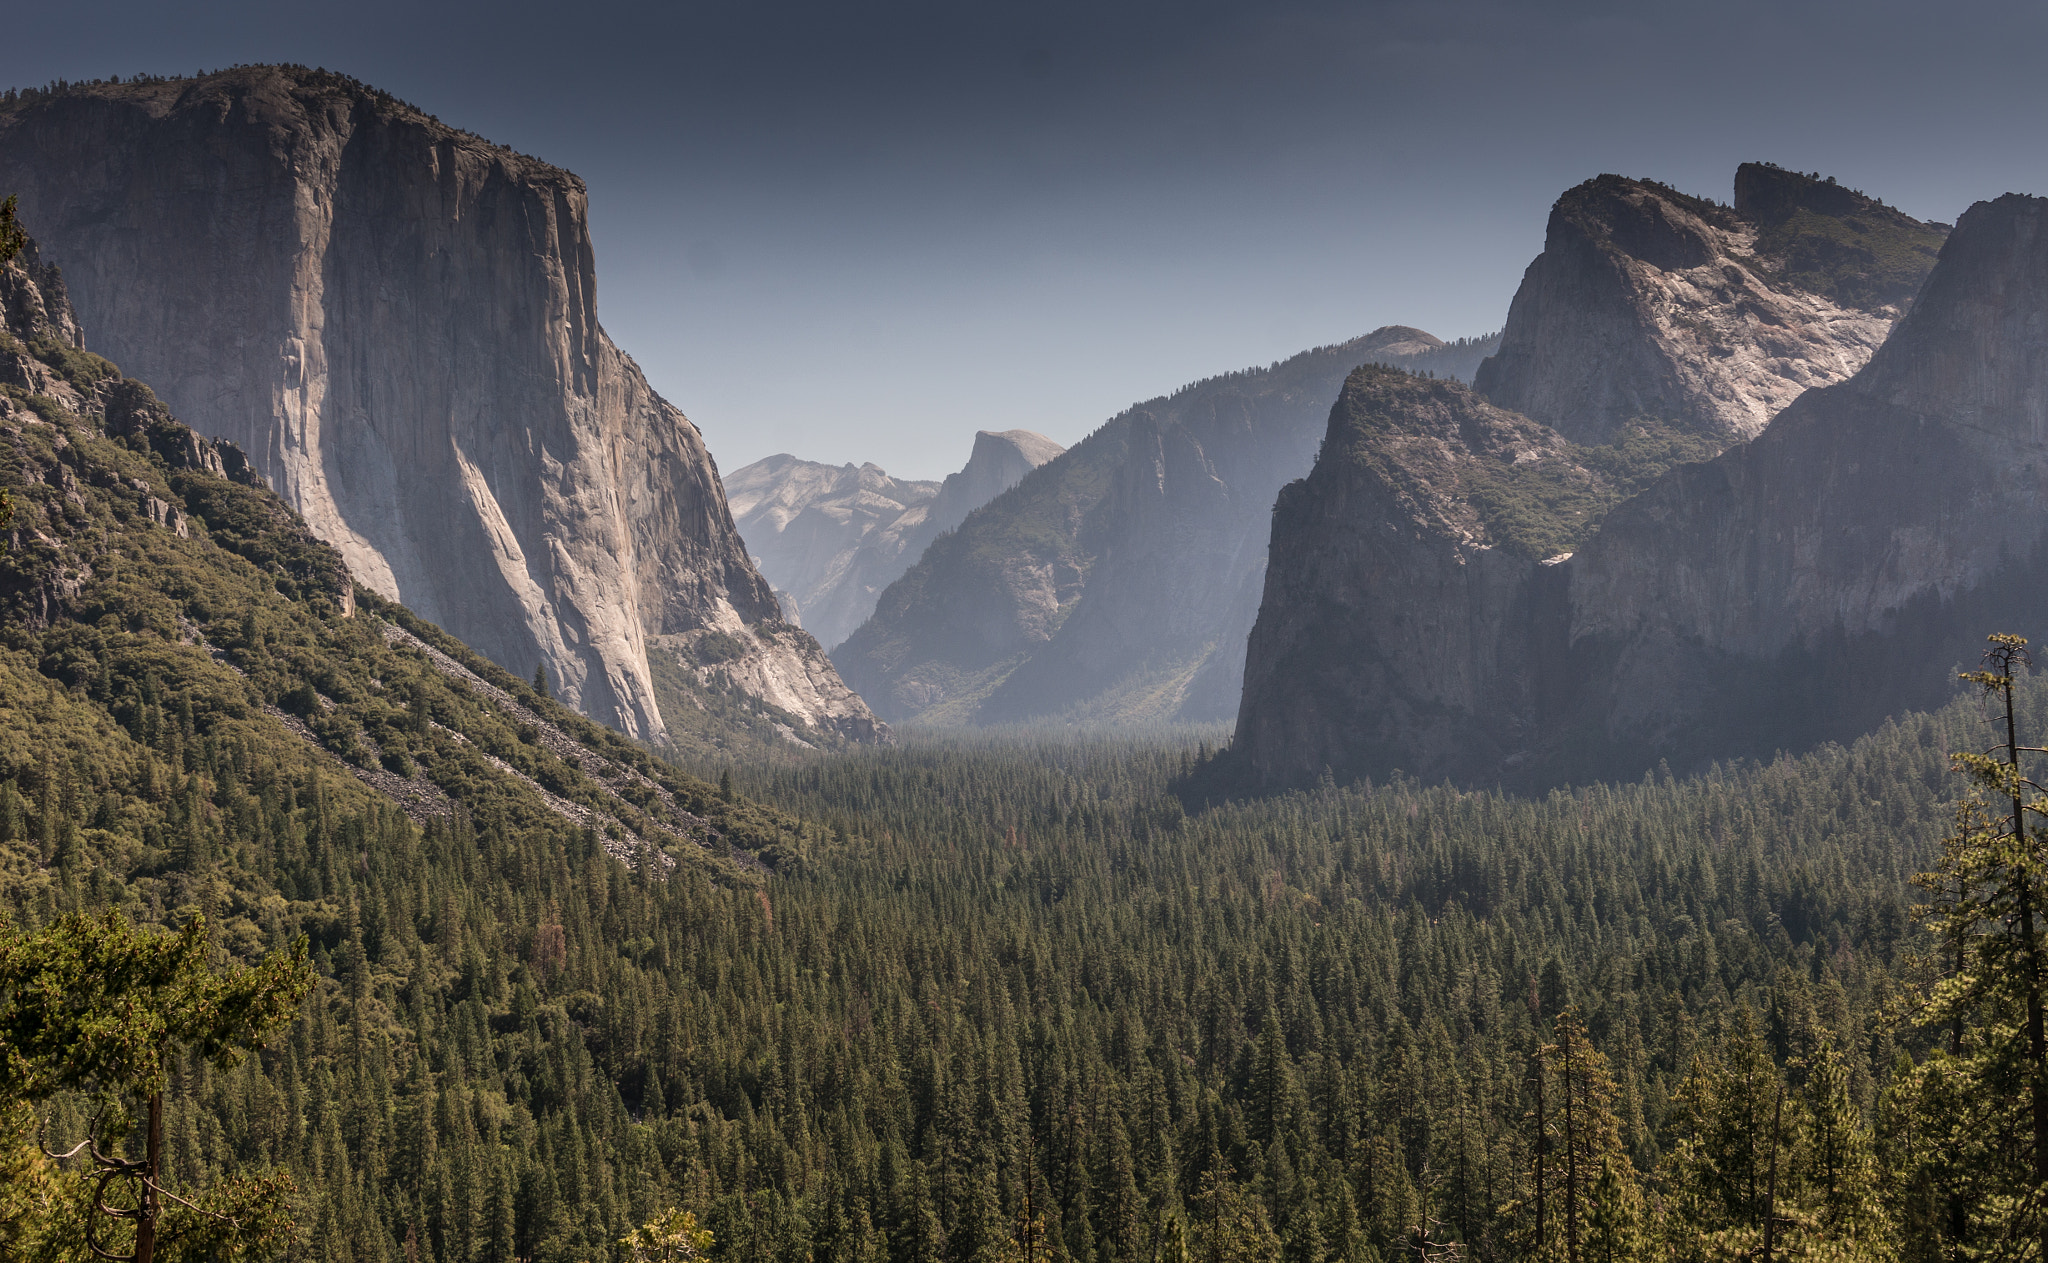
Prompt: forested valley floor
<box><xmin>4</xmin><ymin>642</ymin><xmax>2029</xmax><ymax>1261</ymax></box>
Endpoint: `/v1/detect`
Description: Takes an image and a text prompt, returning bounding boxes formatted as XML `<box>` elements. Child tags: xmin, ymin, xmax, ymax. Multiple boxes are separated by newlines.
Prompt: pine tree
<box><xmin>0</xmin><ymin>194</ymin><xmax>26</xmax><ymax>266</ymax></box>
<box><xmin>1584</xmin><ymin>1158</ymin><xmax>1643</xmax><ymax>1263</ymax></box>
<box><xmin>1909</xmin><ymin>634</ymin><xmax>2048</xmax><ymax>1257</ymax></box>
<box><xmin>1540</xmin><ymin>1007</ymin><xmax>1635</xmax><ymax>1263</ymax></box>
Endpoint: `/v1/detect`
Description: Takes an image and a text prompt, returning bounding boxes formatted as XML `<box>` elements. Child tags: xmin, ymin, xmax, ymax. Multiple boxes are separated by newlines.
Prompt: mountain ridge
<box><xmin>1230</xmin><ymin>188</ymin><xmax>2048</xmax><ymax>791</ymax></box>
<box><xmin>834</xmin><ymin>325</ymin><xmax>1502</xmax><ymax>725</ymax></box>
<box><xmin>728</xmin><ymin>429</ymin><xmax>1064</xmax><ymax>650</ymax></box>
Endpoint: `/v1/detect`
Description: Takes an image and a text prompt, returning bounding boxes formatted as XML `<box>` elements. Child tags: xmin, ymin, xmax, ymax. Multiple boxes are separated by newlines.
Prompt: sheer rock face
<box><xmin>1231</xmin><ymin>193</ymin><xmax>2048</xmax><ymax>791</ymax></box>
<box><xmin>835</xmin><ymin>326</ymin><xmax>1501</xmax><ymax>725</ymax></box>
<box><xmin>0</xmin><ymin>66</ymin><xmax>879</xmax><ymax>743</ymax></box>
<box><xmin>1474</xmin><ymin>169</ymin><xmax>1944</xmax><ymax>445</ymax></box>
<box><xmin>1233</xmin><ymin>368</ymin><xmax>1599</xmax><ymax>789</ymax></box>
<box><xmin>728</xmin><ymin>429</ymin><xmax>1064</xmax><ymax>651</ymax></box>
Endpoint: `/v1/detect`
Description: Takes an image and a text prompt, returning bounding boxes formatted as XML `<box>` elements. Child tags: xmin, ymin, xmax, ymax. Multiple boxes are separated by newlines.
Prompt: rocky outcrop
<box><xmin>922</xmin><ymin>429</ymin><xmax>1069</xmax><ymax>541</ymax></box>
<box><xmin>1474</xmin><ymin>167</ymin><xmax>1945</xmax><ymax>445</ymax></box>
<box><xmin>835</xmin><ymin>326</ymin><xmax>1500</xmax><ymax>724</ymax></box>
<box><xmin>1233</xmin><ymin>367</ymin><xmax>1609</xmax><ymax>786</ymax></box>
<box><xmin>0</xmin><ymin>230</ymin><xmax>355</xmax><ymax>623</ymax></box>
<box><xmin>0</xmin><ymin>66</ymin><xmax>880</xmax><ymax>745</ymax></box>
<box><xmin>1558</xmin><ymin>191</ymin><xmax>2048</xmax><ymax>772</ymax></box>
<box><xmin>1231</xmin><ymin>191</ymin><xmax>2048</xmax><ymax>792</ymax></box>
<box><xmin>727</xmin><ymin>429</ymin><xmax>1064</xmax><ymax>650</ymax></box>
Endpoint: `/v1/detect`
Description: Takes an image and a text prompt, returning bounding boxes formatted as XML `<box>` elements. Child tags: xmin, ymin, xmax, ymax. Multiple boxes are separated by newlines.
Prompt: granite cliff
<box><xmin>1475</xmin><ymin>165</ymin><xmax>1946</xmax><ymax>445</ymax></box>
<box><xmin>0</xmin><ymin>221</ymin><xmax>813</xmax><ymax>876</ymax></box>
<box><xmin>728</xmin><ymin>429</ymin><xmax>1063</xmax><ymax>650</ymax></box>
<box><xmin>1231</xmin><ymin>191</ymin><xmax>2048</xmax><ymax>792</ymax></box>
<box><xmin>1233</xmin><ymin>366</ymin><xmax>1610</xmax><ymax>784</ymax></box>
<box><xmin>836</xmin><ymin>326</ymin><xmax>1498</xmax><ymax>724</ymax></box>
<box><xmin>0</xmin><ymin>66</ymin><xmax>880</xmax><ymax>747</ymax></box>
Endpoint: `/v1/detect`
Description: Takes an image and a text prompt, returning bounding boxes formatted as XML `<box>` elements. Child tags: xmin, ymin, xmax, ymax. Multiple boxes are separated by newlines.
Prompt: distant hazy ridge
<box><xmin>834</xmin><ymin>327</ymin><xmax>1498</xmax><ymax>725</ymax></box>
<box><xmin>728</xmin><ymin>429</ymin><xmax>1064</xmax><ymax>651</ymax></box>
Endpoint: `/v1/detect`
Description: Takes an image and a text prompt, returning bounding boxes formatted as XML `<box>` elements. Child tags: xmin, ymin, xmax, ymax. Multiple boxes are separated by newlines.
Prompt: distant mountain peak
<box><xmin>727</xmin><ymin>429</ymin><xmax>1064</xmax><ymax>651</ymax></box>
<box><xmin>1356</xmin><ymin>325</ymin><xmax>1448</xmax><ymax>359</ymax></box>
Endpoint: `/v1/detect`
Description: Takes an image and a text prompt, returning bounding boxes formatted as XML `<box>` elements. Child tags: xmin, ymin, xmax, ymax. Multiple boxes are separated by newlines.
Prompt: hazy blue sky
<box><xmin>6</xmin><ymin>0</ymin><xmax>2046</xmax><ymax>478</ymax></box>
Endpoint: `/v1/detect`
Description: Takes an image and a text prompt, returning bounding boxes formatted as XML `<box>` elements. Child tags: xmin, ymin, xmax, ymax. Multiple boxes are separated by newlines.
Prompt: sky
<box><xmin>5</xmin><ymin>0</ymin><xmax>2047</xmax><ymax>479</ymax></box>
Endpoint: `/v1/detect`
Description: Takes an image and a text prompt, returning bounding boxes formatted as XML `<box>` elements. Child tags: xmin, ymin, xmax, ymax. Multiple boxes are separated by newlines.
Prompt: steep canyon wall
<box><xmin>0</xmin><ymin>67</ymin><xmax>878</xmax><ymax>743</ymax></box>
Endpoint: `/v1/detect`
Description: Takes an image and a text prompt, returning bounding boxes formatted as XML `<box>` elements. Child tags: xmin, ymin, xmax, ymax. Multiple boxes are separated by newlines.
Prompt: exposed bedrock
<box><xmin>0</xmin><ymin>66</ymin><xmax>879</xmax><ymax>743</ymax></box>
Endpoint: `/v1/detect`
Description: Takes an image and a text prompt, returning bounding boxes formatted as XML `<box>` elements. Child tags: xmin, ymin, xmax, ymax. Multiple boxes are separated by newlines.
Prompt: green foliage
<box><xmin>689</xmin><ymin>633</ymin><xmax>750</xmax><ymax>666</ymax></box>
<box><xmin>1890</xmin><ymin>634</ymin><xmax>2048</xmax><ymax>1258</ymax></box>
<box><xmin>0</xmin><ymin>195</ymin><xmax>24</xmax><ymax>268</ymax></box>
<box><xmin>624</xmin><ymin>1208</ymin><xmax>714</xmax><ymax>1261</ymax></box>
<box><xmin>1459</xmin><ymin>450</ymin><xmax>1615</xmax><ymax>560</ymax></box>
<box><xmin>0</xmin><ymin>911</ymin><xmax>311</xmax><ymax>1261</ymax></box>
<box><xmin>1327</xmin><ymin>367</ymin><xmax>1727</xmax><ymax>561</ymax></box>
<box><xmin>0</xmin><ymin>910</ymin><xmax>311</xmax><ymax>1100</ymax></box>
<box><xmin>1748</xmin><ymin>208</ymin><xmax>1947</xmax><ymax>312</ymax></box>
<box><xmin>25</xmin><ymin>333</ymin><xmax>119</xmax><ymax>396</ymax></box>
<box><xmin>1573</xmin><ymin>416</ymin><xmax>1727</xmax><ymax>497</ymax></box>
<box><xmin>0</xmin><ymin>269</ymin><xmax>2019</xmax><ymax>1261</ymax></box>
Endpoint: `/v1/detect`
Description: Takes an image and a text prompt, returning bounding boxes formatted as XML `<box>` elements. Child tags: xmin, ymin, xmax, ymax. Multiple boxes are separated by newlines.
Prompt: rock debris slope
<box><xmin>0</xmin><ymin>66</ymin><xmax>880</xmax><ymax>746</ymax></box>
<box><xmin>728</xmin><ymin>429</ymin><xmax>1064</xmax><ymax>650</ymax></box>
<box><xmin>1475</xmin><ymin>165</ymin><xmax>1946</xmax><ymax>445</ymax></box>
<box><xmin>1231</xmin><ymin>190</ymin><xmax>2048</xmax><ymax>792</ymax></box>
<box><xmin>835</xmin><ymin>326</ymin><xmax>1499</xmax><ymax>725</ymax></box>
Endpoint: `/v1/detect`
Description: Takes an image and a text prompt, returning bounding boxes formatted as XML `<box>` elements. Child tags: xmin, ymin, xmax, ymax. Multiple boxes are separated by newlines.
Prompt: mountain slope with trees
<box><xmin>0</xmin><ymin>150</ymin><xmax>2025</xmax><ymax>1263</ymax></box>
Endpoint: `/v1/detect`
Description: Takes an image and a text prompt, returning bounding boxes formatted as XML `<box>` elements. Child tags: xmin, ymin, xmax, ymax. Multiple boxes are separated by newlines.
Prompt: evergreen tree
<box><xmin>0</xmin><ymin>911</ymin><xmax>313</xmax><ymax>1261</ymax></box>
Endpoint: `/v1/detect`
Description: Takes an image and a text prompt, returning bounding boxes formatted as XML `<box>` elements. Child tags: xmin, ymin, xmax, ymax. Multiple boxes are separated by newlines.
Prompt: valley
<box><xmin>0</xmin><ymin>56</ymin><xmax>2034</xmax><ymax>1263</ymax></box>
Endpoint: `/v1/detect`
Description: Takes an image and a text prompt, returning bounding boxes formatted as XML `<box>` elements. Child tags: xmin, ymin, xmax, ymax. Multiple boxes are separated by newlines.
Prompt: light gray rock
<box><xmin>0</xmin><ymin>67</ymin><xmax>880</xmax><ymax>744</ymax></box>
<box><xmin>1475</xmin><ymin>169</ymin><xmax>1943</xmax><ymax>444</ymax></box>
<box><xmin>923</xmin><ymin>430</ymin><xmax>1068</xmax><ymax>540</ymax></box>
